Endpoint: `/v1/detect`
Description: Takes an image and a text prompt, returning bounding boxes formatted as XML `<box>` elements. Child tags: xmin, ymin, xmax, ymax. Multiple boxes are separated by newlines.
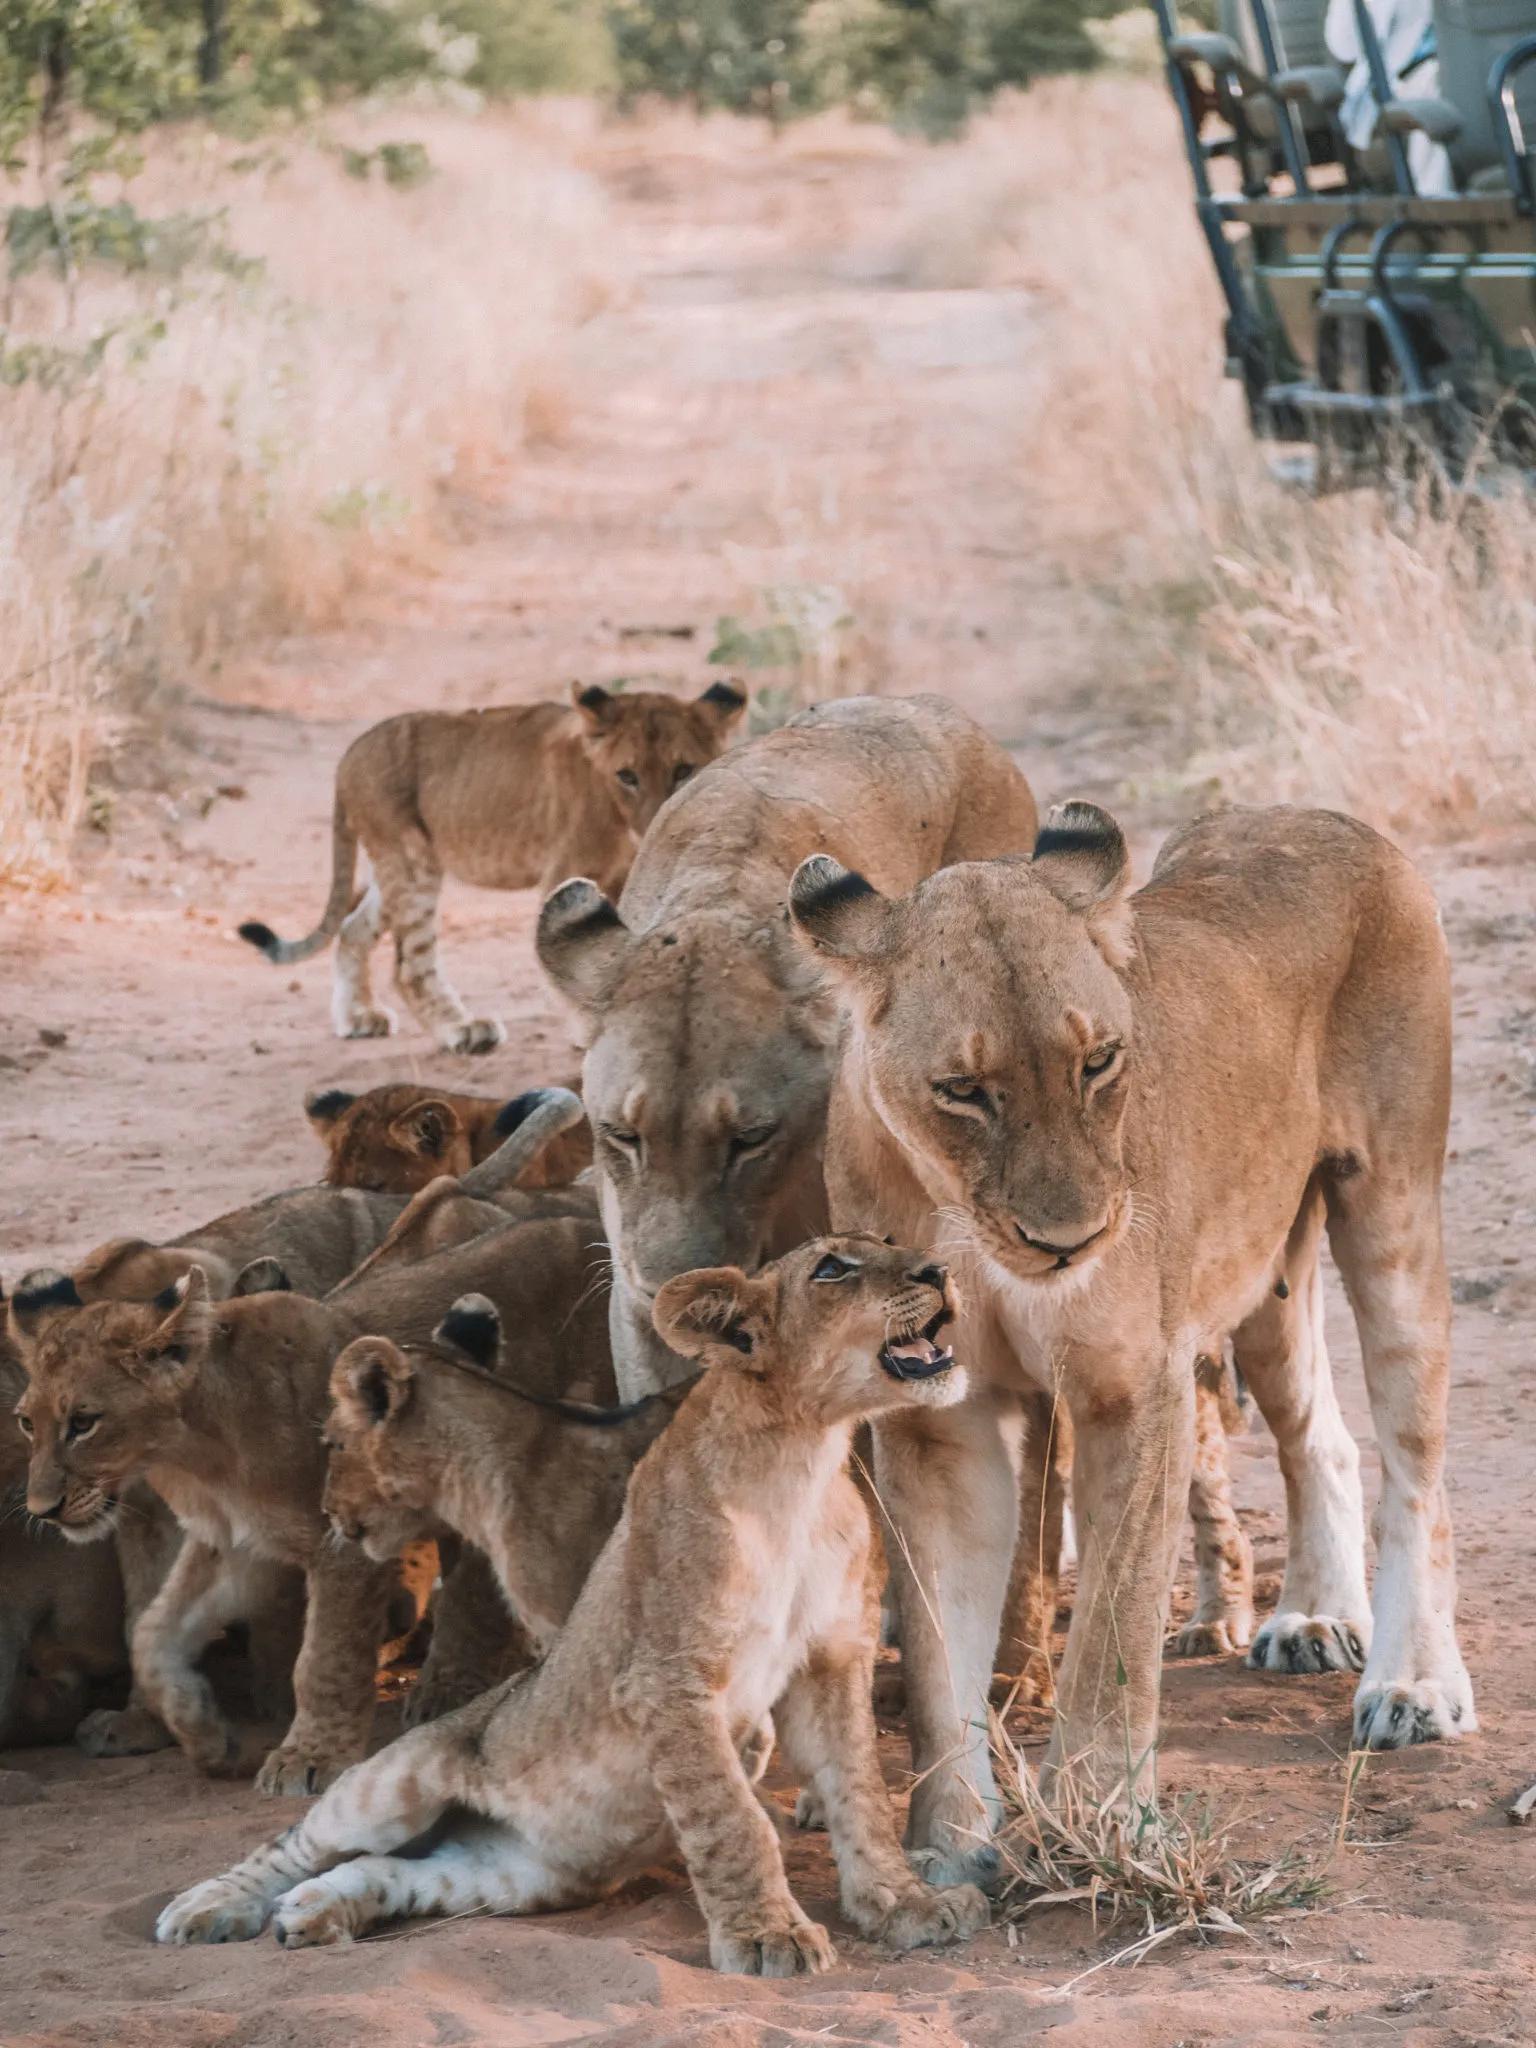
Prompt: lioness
<box><xmin>535</xmin><ymin>693</ymin><xmax>1038</xmax><ymax>1401</ymax></box>
<box><xmin>307</xmin><ymin>1082</ymin><xmax>592</xmax><ymax>1194</ymax></box>
<box><xmin>156</xmin><ymin>1237</ymin><xmax>988</xmax><ymax>1972</ymax></box>
<box><xmin>789</xmin><ymin>803</ymin><xmax>1472</xmax><ymax>1883</ymax></box>
<box><xmin>323</xmin><ymin>1295</ymin><xmax>683</xmax><ymax>1646</ymax></box>
<box><xmin>240</xmin><ymin>680</ymin><xmax>748</xmax><ymax>1053</ymax></box>
<box><xmin>11</xmin><ymin>1208</ymin><xmax>614</xmax><ymax>1795</ymax></box>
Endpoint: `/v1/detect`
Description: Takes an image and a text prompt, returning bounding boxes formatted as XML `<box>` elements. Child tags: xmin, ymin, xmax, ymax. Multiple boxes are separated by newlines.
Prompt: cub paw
<box><xmin>75</xmin><ymin>1705</ymin><xmax>174</xmax><ymax>1758</ymax></box>
<box><xmin>442</xmin><ymin>1017</ymin><xmax>505</xmax><ymax>1057</ymax></box>
<box><xmin>862</xmin><ymin>1882</ymin><xmax>991</xmax><ymax>1951</ymax></box>
<box><xmin>1352</xmin><ymin>1674</ymin><xmax>1476</xmax><ymax>1751</ymax></box>
<box><xmin>906</xmin><ymin>1840</ymin><xmax>1002</xmax><ymax>1894</ymax></box>
<box><xmin>156</xmin><ymin>1879</ymin><xmax>271</xmax><ymax>1945</ymax></box>
<box><xmin>341</xmin><ymin>1006</ymin><xmax>396</xmax><ymax>1041</ymax></box>
<box><xmin>793</xmin><ymin>1787</ymin><xmax>827</xmax><ymax>1832</ymax></box>
<box><xmin>1249</xmin><ymin>1611</ymin><xmax>1366</xmax><ymax>1675</ymax></box>
<box><xmin>990</xmin><ymin>1658</ymin><xmax>1055</xmax><ymax>1710</ymax></box>
<box><xmin>709</xmin><ymin>1910</ymin><xmax>835</xmax><ymax>1977</ymax></box>
<box><xmin>254</xmin><ymin>1744</ymin><xmax>351</xmax><ymax>1798</ymax></box>
<box><xmin>1168</xmin><ymin>1614</ymin><xmax>1252</xmax><ymax>1659</ymax></box>
<box><xmin>272</xmin><ymin>1882</ymin><xmax>360</xmax><ymax>1949</ymax></box>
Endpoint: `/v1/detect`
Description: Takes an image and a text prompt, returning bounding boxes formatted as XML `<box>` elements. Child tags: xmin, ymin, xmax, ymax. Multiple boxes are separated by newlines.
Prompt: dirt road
<box><xmin>3</xmin><ymin>122</ymin><xmax>1534</xmax><ymax>2048</ymax></box>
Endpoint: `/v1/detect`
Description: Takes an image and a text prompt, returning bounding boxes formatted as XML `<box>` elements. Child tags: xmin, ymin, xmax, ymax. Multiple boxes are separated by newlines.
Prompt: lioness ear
<box><xmin>787</xmin><ymin>856</ymin><xmax>893</xmax><ymax>964</ymax></box>
<box><xmin>388</xmin><ymin>1097</ymin><xmax>463</xmax><ymax>1161</ymax></box>
<box><xmin>434</xmin><ymin>1293</ymin><xmax>503</xmax><ymax>1372</ymax></box>
<box><xmin>304</xmin><ymin>1087</ymin><xmax>357</xmax><ymax>1134</ymax></box>
<box><xmin>232</xmin><ymin>1257</ymin><xmax>292</xmax><ymax>1297</ymax></box>
<box><xmin>331</xmin><ymin>1337</ymin><xmax>414</xmax><ymax>1429</ymax></box>
<box><xmin>571</xmin><ymin>680</ymin><xmax>617</xmax><ymax>729</ymax></box>
<box><xmin>10</xmin><ymin>1268</ymin><xmax>85</xmax><ymax>1345</ymax></box>
<box><xmin>653</xmin><ymin>1266</ymin><xmax>772</xmax><ymax>1362</ymax></box>
<box><xmin>131</xmin><ymin>1267</ymin><xmax>215</xmax><ymax>1384</ymax></box>
<box><xmin>696</xmin><ymin>678</ymin><xmax>747</xmax><ymax>729</ymax></box>
<box><xmin>536</xmin><ymin>878</ymin><xmax>632</xmax><ymax>1017</ymax></box>
<box><xmin>1031</xmin><ymin>802</ymin><xmax>1135</xmax><ymax>967</ymax></box>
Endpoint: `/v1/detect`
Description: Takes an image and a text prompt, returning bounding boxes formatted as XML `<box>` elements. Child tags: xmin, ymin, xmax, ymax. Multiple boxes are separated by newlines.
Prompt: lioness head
<box><xmin>788</xmin><ymin>803</ymin><xmax>1137</xmax><ymax>1289</ymax></box>
<box><xmin>322</xmin><ymin>1295</ymin><xmax>502</xmax><ymax>1557</ymax></box>
<box><xmin>571</xmin><ymin>680</ymin><xmax>747</xmax><ymax>835</ymax></box>
<box><xmin>653</xmin><ymin>1234</ymin><xmax>966</xmax><ymax>1423</ymax></box>
<box><xmin>10</xmin><ymin>1268</ymin><xmax>216</xmax><ymax>1541</ymax></box>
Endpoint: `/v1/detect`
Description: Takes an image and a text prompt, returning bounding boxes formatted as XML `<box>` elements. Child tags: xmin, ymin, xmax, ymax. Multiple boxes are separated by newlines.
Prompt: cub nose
<box><xmin>909</xmin><ymin>1262</ymin><xmax>948</xmax><ymax>1289</ymax></box>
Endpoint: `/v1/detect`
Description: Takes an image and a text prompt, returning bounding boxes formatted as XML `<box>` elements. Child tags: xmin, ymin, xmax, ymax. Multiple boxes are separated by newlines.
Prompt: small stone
<box><xmin>38</xmin><ymin>1027</ymin><xmax>67</xmax><ymax>1049</ymax></box>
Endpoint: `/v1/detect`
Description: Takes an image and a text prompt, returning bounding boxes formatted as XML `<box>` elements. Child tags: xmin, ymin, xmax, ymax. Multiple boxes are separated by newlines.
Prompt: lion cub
<box><xmin>156</xmin><ymin>1236</ymin><xmax>988</xmax><ymax>1974</ymax></box>
<box><xmin>306</xmin><ymin>1083</ymin><xmax>592</xmax><ymax>1195</ymax></box>
<box><xmin>239</xmin><ymin>679</ymin><xmax>747</xmax><ymax>1053</ymax></box>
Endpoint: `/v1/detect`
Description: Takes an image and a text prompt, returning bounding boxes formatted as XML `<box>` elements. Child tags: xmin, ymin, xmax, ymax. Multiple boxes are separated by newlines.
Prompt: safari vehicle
<box><xmin>1150</xmin><ymin>0</ymin><xmax>1536</xmax><ymax>473</ymax></box>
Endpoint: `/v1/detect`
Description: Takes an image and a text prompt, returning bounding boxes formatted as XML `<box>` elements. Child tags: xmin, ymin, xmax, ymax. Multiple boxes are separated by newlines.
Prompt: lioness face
<box><xmin>10</xmin><ymin>1272</ymin><xmax>213</xmax><ymax>1542</ymax></box>
<box><xmin>572</xmin><ymin>680</ymin><xmax>747</xmax><ymax>838</ymax></box>
<box><xmin>790</xmin><ymin>808</ymin><xmax>1139</xmax><ymax>1288</ymax></box>
<box><xmin>655</xmin><ymin>1234</ymin><xmax>967</xmax><ymax>1423</ymax></box>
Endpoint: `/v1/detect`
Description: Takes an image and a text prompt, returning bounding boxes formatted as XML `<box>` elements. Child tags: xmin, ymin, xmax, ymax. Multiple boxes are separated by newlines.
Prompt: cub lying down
<box><xmin>307</xmin><ymin>1083</ymin><xmax>592</xmax><ymax>1195</ymax></box>
<box><xmin>157</xmin><ymin>1237</ymin><xmax>989</xmax><ymax>1973</ymax></box>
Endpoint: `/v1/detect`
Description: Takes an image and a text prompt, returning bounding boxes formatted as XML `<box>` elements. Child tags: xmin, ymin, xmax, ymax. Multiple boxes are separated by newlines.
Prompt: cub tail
<box><xmin>239</xmin><ymin>802</ymin><xmax>359</xmax><ymax>965</ymax></box>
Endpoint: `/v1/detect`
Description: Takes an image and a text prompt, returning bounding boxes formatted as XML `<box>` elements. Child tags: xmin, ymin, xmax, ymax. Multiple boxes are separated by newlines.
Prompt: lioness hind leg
<box><xmin>332</xmin><ymin>879</ymin><xmax>395</xmax><ymax>1040</ymax></box>
<box><xmin>1237</xmin><ymin>1188</ymin><xmax>1372</xmax><ymax>1679</ymax></box>
<box><xmin>1326</xmin><ymin>1171</ymin><xmax>1474</xmax><ymax>1749</ymax></box>
<box><xmin>1168</xmin><ymin>1366</ymin><xmax>1255</xmax><ymax>1658</ymax></box>
<box><xmin>374</xmin><ymin>842</ymin><xmax>504</xmax><ymax>1057</ymax></box>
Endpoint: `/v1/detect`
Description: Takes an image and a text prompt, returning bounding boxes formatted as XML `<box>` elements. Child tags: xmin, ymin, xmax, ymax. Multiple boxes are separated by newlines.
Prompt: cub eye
<box><xmin>729</xmin><ymin>1124</ymin><xmax>776</xmax><ymax>1159</ymax></box>
<box><xmin>616</xmin><ymin>769</ymin><xmax>640</xmax><ymax>791</ymax></box>
<box><xmin>672</xmin><ymin>762</ymin><xmax>695</xmax><ymax>785</ymax></box>
<box><xmin>16</xmin><ymin>1414</ymin><xmax>34</xmax><ymax>1437</ymax></box>
<box><xmin>812</xmin><ymin>1254</ymin><xmax>854</xmax><ymax>1282</ymax></box>
<box><xmin>934</xmin><ymin>1077</ymin><xmax>989</xmax><ymax>1110</ymax></box>
<box><xmin>66</xmin><ymin>1412</ymin><xmax>101</xmax><ymax>1441</ymax></box>
<box><xmin>1083</xmin><ymin>1043</ymin><xmax>1121</xmax><ymax>1079</ymax></box>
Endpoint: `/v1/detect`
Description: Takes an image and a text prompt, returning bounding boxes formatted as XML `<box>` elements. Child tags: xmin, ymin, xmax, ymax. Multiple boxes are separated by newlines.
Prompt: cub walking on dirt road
<box><xmin>156</xmin><ymin>1237</ymin><xmax>988</xmax><ymax>1975</ymax></box>
<box><xmin>239</xmin><ymin>678</ymin><xmax>747</xmax><ymax>1053</ymax></box>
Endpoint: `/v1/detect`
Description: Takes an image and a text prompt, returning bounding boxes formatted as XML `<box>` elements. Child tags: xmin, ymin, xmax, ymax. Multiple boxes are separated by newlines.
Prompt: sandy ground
<box><xmin>3</xmin><ymin>123</ymin><xmax>1536</xmax><ymax>2048</ymax></box>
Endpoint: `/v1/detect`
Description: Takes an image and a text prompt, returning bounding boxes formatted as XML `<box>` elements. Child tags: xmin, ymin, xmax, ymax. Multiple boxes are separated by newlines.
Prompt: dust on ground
<box><xmin>2</xmin><ymin>121</ymin><xmax>1534</xmax><ymax>2048</ymax></box>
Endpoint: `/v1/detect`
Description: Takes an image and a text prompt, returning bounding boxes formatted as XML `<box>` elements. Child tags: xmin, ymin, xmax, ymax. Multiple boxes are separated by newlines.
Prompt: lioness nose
<box><xmin>910</xmin><ymin>1262</ymin><xmax>948</xmax><ymax>1288</ymax></box>
<box><xmin>28</xmin><ymin>1493</ymin><xmax>64</xmax><ymax>1521</ymax></box>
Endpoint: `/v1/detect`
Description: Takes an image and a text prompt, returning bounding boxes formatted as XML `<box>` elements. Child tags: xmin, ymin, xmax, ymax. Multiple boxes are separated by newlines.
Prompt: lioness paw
<box><xmin>75</xmin><ymin>1705</ymin><xmax>174</xmax><ymax>1758</ymax></box>
<box><xmin>1352</xmin><ymin>1674</ymin><xmax>1476</xmax><ymax>1751</ymax></box>
<box><xmin>156</xmin><ymin>1879</ymin><xmax>271</xmax><ymax>1945</ymax></box>
<box><xmin>1249</xmin><ymin>1611</ymin><xmax>1366</xmax><ymax>1675</ymax></box>
<box><xmin>709</xmin><ymin>1910</ymin><xmax>835</xmax><ymax>1977</ymax></box>
<box><xmin>906</xmin><ymin>1839</ymin><xmax>1002</xmax><ymax>1894</ymax></box>
<box><xmin>441</xmin><ymin>1017</ymin><xmax>505</xmax><ymax>1057</ymax></box>
<box><xmin>255</xmin><ymin>1744</ymin><xmax>352</xmax><ymax>1798</ymax></box>
<box><xmin>858</xmin><ymin>1882</ymin><xmax>990</xmax><ymax>1950</ymax></box>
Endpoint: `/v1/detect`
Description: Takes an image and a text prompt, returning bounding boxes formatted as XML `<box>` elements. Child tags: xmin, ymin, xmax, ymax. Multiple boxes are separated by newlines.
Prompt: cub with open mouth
<box><xmin>156</xmin><ymin>1235</ymin><xmax>984</xmax><ymax>1974</ymax></box>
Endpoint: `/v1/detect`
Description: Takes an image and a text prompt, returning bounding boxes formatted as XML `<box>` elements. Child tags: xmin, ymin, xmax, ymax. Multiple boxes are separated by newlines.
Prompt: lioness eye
<box><xmin>617</xmin><ymin>769</ymin><xmax>640</xmax><ymax>790</ymax></box>
<box><xmin>16</xmin><ymin>1414</ymin><xmax>34</xmax><ymax>1437</ymax></box>
<box><xmin>729</xmin><ymin>1125</ymin><xmax>776</xmax><ymax>1159</ymax></box>
<box><xmin>813</xmin><ymin>1254</ymin><xmax>853</xmax><ymax>1282</ymax></box>
<box><xmin>66</xmin><ymin>1413</ymin><xmax>101</xmax><ymax>1441</ymax></box>
<box><xmin>602</xmin><ymin>1124</ymin><xmax>640</xmax><ymax>1153</ymax></box>
<box><xmin>1083</xmin><ymin>1043</ymin><xmax>1120</xmax><ymax>1078</ymax></box>
<box><xmin>935</xmin><ymin>1077</ymin><xmax>989</xmax><ymax>1110</ymax></box>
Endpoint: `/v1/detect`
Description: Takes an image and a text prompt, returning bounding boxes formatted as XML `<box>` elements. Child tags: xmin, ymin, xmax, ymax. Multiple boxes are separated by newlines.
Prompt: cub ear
<box><xmin>9</xmin><ymin>1268</ymin><xmax>85</xmax><ymax>1344</ymax></box>
<box><xmin>304</xmin><ymin>1087</ymin><xmax>357</xmax><ymax>1134</ymax></box>
<box><xmin>70</xmin><ymin>1237</ymin><xmax>153</xmax><ymax>1298</ymax></box>
<box><xmin>131</xmin><ymin>1267</ymin><xmax>215</xmax><ymax>1384</ymax></box>
<box><xmin>571</xmin><ymin>680</ymin><xmax>617</xmax><ymax>729</ymax></box>
<box><xmin>331</xmin><ymin>1336</ymin><xmax>415</xmax><ymax>1430</ymax></box>
<box><xmin>696</xmin><ymin>678</ymin><xmax>748</xmax><ymax>728</ymax></box>
<box><xmin>536</xmin><ymin>878</ymin><xmax>632</xmax><ymax>1017</ymax></box>
<box><xmin>653</xmin><ymin>1266</ymin><xmax>772</xmax><ymax>1362</ymax></box>
<box><xmin>787</xmin><ymin>855</ymin><xmax>893</xmax><ymax>963</ymax></box>
<box><xmin>231</xmin><ymin>1257</ymin><xmax>292</xmax><ymax>1297</ymax></box>
<box><xmin>433</xmin><ymin>1292</ymin><xmax>502</xmax><ymax>1372</ymax></box>
<box><xmin>388</xmin><ymin>1097</ymin><xmax>464</xmax><ymax>1162</ymax></box>
<box><xmin>1031</xmin><ymin>801</ymin><xmax>1135</xmax><ymax>967</ymax></box>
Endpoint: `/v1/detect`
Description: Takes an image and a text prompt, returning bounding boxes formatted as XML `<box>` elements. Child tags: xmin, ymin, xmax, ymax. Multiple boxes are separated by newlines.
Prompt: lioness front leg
<box><xmin>1169</xmin><ymin>1373</ymin><xmax>1255</xmax><ymax>1658</ymax></box>
<box><xmin>875</xmin><ymin>1389</ymin><xmax>1021</xmax><ymax>1887</ymax></box>
<box><xmin>774</xmin><ymin>1648</ymin><xmax>989</xmax><ymax>1953</ymax></box>
<box><xmin>995</xmin><ymin>1390</ymin><xmax>1070</xmax><ymax>1706</ymax></box>
<box><xmin>256</xmin><ymin>1546</ymin><xmax>395</xmax><ymax>1796</ymax></box>
<box><xmin>128</xmin><ymin>1540</ymin><xmax>256</xmax><ymax>1774</ymax></box>
<box><xmin>637</xmin><ymin>1678</ymin><xmax>835</xmax><ymax>1977</ymax></box>
<box><xmin>1045</xmin><ymin>1356</ymin><xmax>1193</xmax><ymax>1802</ymax></box>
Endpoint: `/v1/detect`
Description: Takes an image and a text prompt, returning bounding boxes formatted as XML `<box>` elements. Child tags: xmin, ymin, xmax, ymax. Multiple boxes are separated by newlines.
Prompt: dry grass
<box><xmin>0</xmin><ymin>108</ymin><xmax>610</xmax><ymax>886</ymax></box>
<box><xmin>896</xmin><ymin>76</ymin><xmax>1536</xmax><ymax>833</ymax></box>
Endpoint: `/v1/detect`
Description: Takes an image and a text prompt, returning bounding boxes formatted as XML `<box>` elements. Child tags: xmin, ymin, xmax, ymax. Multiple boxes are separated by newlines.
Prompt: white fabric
<box><xmin>1325</xmin><ymin>0</ymin><xmax>1456</xmax><ymax>190</ymax></box>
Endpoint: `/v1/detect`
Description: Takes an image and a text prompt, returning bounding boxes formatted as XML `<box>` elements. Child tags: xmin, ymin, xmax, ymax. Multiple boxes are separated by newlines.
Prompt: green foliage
<box><xmin>610</xmin><ymin>0</ymin><xmax>815</xmax><ymax>119</ymax></box>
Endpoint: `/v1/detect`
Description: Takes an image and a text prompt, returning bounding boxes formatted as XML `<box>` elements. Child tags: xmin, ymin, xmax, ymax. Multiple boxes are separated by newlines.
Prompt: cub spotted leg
<box><xmin>373</xmin><ymin>840</ymin><xmax>503</xmax><ymax>1057</ymax></box>
<box><xmin>406</xmin><ymin>1543</ymin><xmax>532</xmax><ymax>1727</ymax></box>
<box><xmin>637</xmin><ymin>1678</ymin><xmax>835</xmax><ymax>1977</ymax></box>
<box><xmin>1169</xmin><ymin>1369</ymin><xmax>1255</xmax><ymax>1658</ymax></box>
<box><xmin>126</xmin><ymin>1541</ymin><xmax>271</xmax><ymax>1773</ymax></box>
<box><xmin>774</xmin><ymin>1645</ymin><xmax>988</xmax><ymax>1953</ymax></box>
<box><xmin>256</xmin><ymin>1545</ymin><xmax>396</xmax><ymax>1796</ymax></box>
<box><xmin>77</xmin><ymin>1490</ymin><xmax>182</xmax><ymax>1757</ymax></box>
<box><xmin>1239</xmin><ymin>1189</ymin><xmax>1372</xmax><ymax>1678</ymax></box>
<box><xmin>331</xmin><ymin>879</ymin><xmax>395</xmax><ymax>1040</ymax></box>
<box><xmin>994</xmin><ymin>1390</ymin><xmax>1069</xmax><ymax>1706</ymax></box>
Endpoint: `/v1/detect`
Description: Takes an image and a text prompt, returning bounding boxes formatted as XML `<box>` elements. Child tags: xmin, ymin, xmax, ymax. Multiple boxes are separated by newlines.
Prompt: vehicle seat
<box><xmin>1433</xmin><ymin>0</ymin><xmax>1536</xmax><ymax>183</ymax></box>
<box><xmin>1218</xmin><ymin>0</ymin><xmax>1348</xmax><ymax>147</ymax></box>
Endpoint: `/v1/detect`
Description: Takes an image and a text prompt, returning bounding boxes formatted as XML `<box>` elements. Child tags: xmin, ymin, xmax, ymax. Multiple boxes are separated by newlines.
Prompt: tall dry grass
<box><xmin>0</xmin><ymin>108</ymin><xmax>610</xmax><ymax>886</ymax></box>
<box><xmin>897</xmin><ymin>76</ymin><xmax>1536</xmax><ymax>833</ymax></box>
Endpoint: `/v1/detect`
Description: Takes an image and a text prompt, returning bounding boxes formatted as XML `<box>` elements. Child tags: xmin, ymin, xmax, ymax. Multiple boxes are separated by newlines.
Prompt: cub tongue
<box><xmin>887</xmin><ymin>1335</ymin><xmax>941</xmax><ymax>1364</ymax></box>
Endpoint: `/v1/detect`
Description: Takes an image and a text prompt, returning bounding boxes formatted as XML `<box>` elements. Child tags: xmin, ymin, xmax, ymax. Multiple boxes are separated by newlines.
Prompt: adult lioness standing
<box><xmin>789</xmin><ymin>803</ymin><xmax>1473</xmax><ymax>1885</ymax></box>
<box><xmin>239</xmin><ymin>680</ymin><xmax>746</xmax><ymax>1053</ymax></box>
<box><xmin>535</xmin><ymin>694</ymin><xmax>1038</xmax><ymax>1400</ymax></box>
